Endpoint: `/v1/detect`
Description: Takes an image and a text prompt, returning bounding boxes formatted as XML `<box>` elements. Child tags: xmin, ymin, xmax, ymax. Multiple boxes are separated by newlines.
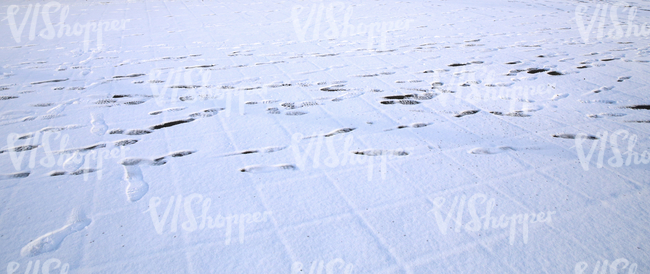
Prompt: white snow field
<box><xmin>1</xmin><ymin>0</ymin><xmax>650</xmax><ymax>272</ymax></box>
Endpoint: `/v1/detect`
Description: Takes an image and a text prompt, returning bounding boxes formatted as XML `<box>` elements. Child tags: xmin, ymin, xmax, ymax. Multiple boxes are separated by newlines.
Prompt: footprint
<box><xmin>31</xmin><ymin>103</ymin><xmax>55</xmax><ymax>107</ymax></box>
<box><xmin>125</xmin><ymin>129</ymin><xmax>152</xmax><ymax>135</ymax></box>
<box><xmin>70</xmin><ymin>169</ymin><xmax>97</xmax><ymax>175</ymax></box>
<box><xmin>552</xmin><ymin>134</ymin><xmax>598</xmax><ymax>140</ymax></box>
<box><xmin>0</xmin><ymin>145</ymin><xmax>39</xmax><ymax>154</ymax></box>
<box><xmin>123</xmin><ymin>165</ymin><xmax>148</xmax><ymax>202</ymax></box>
<box><xmin>113</xmin><ymin>73</ymin><xmax>145</xmax><ymax>79</ymax></box>
<box><xmin>267</xmin><ymin>107</ymin><xmax>281</xmax><ymax>114</ymax></box>
<box><xmin>489</xmin><ymin>111</ymin><xmax>530</xmax><ymax>117</ymax></box>
<box><xmin>591</xmin><ymin>86</ymin><xmax>614</xmax><ymax>93</ymax></box>
<box><xmin>460</xmin><ymin>80</ymin><xmax>481</xmax><ymax>87</ymax></box>
<box><xmin>352</xmin><ymin>149</ymin><xmax>408</xmax><ymax>156</ymax></box>
<box><xmin>240</xmin><ymin>164</ymin><xmax>297</xmax><ymax>173</ymax></box>
<box><xmin>387</xmin><ymin>122</ymin><xmax>431</xmax><ymax>131</ymax></box>
<box><xmin>286</xmin><ymin>111</ymin><xmax>308</xmax><ymax>116</ymax></box>
<box><xmin>94</xmin><ymin>99</ymin><xmax>117</xmax><ymax>105</ymax></box>
<box><xmin>455</xmin><ymin>110</ymin><xmax>480</xmax><ymax>117</ymax></box>
<box><xmin>120</xmin><ymin>150</ymin><xmax>194</xmax><ymax>166</ymax></box>
<box><xmin>623</xmin><ymin>105</ymin><xmax>650</xmax><ymax>110</ymax></box>
<box><xmin>114</xmin><ymin>139</ymin><xmax>138</xmax><ymax>146</ymax></box>
<box><xmin>188</xmin><ymin>108</ymin><xmax>223</xmax><ymax>118</ymax></box>
<box><xmin>20</xmin><ymin>209</ymin><xmax>91</xmax><ymax>257</ymax></box>
<box><xmin>30</xmin><ymin>78</ymin><xmax>69</xmax><ymax>85</ymax></box>
<box><xmin>579</xmin><ymin>100</ymin><xmax>616</xmax><ymax>104</ymax></box>
<box><xmin>324</xmin><ymin>128</ymin><xmax>356</xmax><ymax>137</ymax></box>
<box><xmin>56</xmin><ymin>143</ymin><xmax>106</xmax><ymax>154</ymax></box>
<box><xmin>551</xmin><ymin>94</ymin><xmax>569</xmax><ymax>101</ymax></box>
<box><xmin>149</xmin><ymin>118</ymin><xmax>195</xmax><ymax>130</ymax></box>
<box><xmin>48</xmin><ymin>171</ymin><xmax>67</xmax><ymax>176</ymax></box>
<box><xmin>397</xmin><ymin>99</ymin><xmax>420</xmax><ymax>105</ymax></box>
<box><xmin>0</xmin><ymin>96</ymin><xmax>18</xmax><ymax>100</ymax></box>
<box><xmin>172</xmin><ymin>85</ymin><xmax>201</xmax><ymax>89</ymax></box>
<box><xmin>120</xmin><ymin>158</ymin><xmax>166</xmax><ymax>166</ymax></box>
<box><xmin>185</xmin><ymin>64</ymin><xmax>215</xmax><ymax>69</ymax></box>
<box><xmin>90</xmin><ymin>113</ymin><xmax>108</xmax><ymax>136</ymax></box>
<box><xmin>527</xmin><ymin>68</ymin><xmax>549</xmax><ymax>74</ymax></box>
<box><xmin>587</xmin><ymin>113</ymin><xmax>626</xmax><ymax>118</ymax></box>
<box><xmin>222</xmin><ymin>146</ymin><xmax>286</xmax><ymax>157</ymax></box>
<box><xmin>320</xmin><ymin>84</ymin><xmax>347</xmax><ymax>92</ymax></box>
<box><xmin>169</xmin><ymin>150</ymin><xmax>195</xmax><ymax>158</ymax></box>
<box><xmin>123</xmin><ymin>100</ymin><xmax>145</xmax><ymax>105</ymax></box>
<box><xmin>617</xmin><ymin>76</ymin><xmax>631</xmax><ymax>82</ymax></box>
<box><xmin>0</xmin><ymin>171</ymin><xmax>30</xmax><ymax>180</ymax></box>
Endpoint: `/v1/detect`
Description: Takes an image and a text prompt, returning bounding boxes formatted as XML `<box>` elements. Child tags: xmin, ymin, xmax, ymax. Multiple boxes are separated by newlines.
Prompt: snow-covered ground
<box><xmin>1</xmin><ymin>0</ymin><xmax>649</xmax><ymax>272</ymax></box>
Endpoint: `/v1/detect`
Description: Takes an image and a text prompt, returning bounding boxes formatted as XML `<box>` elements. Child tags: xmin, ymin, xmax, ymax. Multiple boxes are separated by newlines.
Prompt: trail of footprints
<box><xmin>6</xmin><ymin>41</ymin><xmax>650</xmax><ymax>258</ymax></box>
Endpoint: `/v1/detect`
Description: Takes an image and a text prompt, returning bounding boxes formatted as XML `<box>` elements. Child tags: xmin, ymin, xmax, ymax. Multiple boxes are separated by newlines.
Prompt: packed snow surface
<box><xmin>1</xmin><ymin>0</ymin><xmax>649</xmax><ymax>273</ymax></box>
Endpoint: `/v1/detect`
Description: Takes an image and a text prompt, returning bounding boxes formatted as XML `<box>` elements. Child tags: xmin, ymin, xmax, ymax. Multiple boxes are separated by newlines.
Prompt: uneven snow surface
<box><xmin>1</xmin><ymin>0</ymin><xmax>650</xmax><ymax>273</ymax></box>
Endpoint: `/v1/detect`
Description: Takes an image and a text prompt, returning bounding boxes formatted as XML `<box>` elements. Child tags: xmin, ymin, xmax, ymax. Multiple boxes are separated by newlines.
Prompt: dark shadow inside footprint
<box><xmin>31</xmin><ymin>78</ymin><xmax>68</xmax><ymax>85</ymax></box>
<box><xmin>455</xmin><ymin>110</ymin><xmax>480</xmax><ymax>117</ymax></box>
<box><xmin>170</xmin><ymin>151</ymin><xmax>195</xmax><ymax>157</ymax></box>
<box><xmin>149</xmin><ymin>118</ymin><xmax>195</xmax><ymax>130</ymax></box>
<box><xmin>384</xmin><ymin>95</ymin><xmax>415</xmax><ymax>100</ymax></box>
<box><xmin>125</xmin><ymin>129</ymin><xmax>152</xmax><ymax>135</ymax></box>
<box><xmin>624</xmin><ymin>105</ymin><xmax>650</xmax><ymax>110</ymax></box>
<box><xmin>115</xmin><ymin>139</ymin><xmax>138</xmax><ymax>146</ymax></box>
<box><xmin>124</xmin><ymin>101</ymin><xmax>145</xmax><ymax>105</ymax></box>
<box><xmin>527</xmin><ymin>68</ymin><xmax>549</xmax><ymax>74</ymax></box>
<box><xmin>49</xmin><ymin>171</ymin><xmax>66</xmax><ymax>176</ymax></box>
<box><xmin>552</xmin><ymin>134</ymin><xmax>598</xmax><ymax>140</ymax></box>
<box><xmin>95</xmin><ymin>99</ymin><xmax>117</xmax><ymax>104</ymax></box>
<box><xmin>113</xmin><ymin>95</ymin><xmax>132</xmax><ymax>98</ymax></box>
<box><xmin>113</xmin><ymin>74</ymin><xmax>145</xmax><ymax>79</ymax></box>
<box><xmin>70</xmin><ymin>169</ymin><xmax>97</xmax><ymax>175</ymax></box>
<box><xmin>8</xmin><ymin>172</ymin><xmax>30</xmax><ymax>178</ymax></box>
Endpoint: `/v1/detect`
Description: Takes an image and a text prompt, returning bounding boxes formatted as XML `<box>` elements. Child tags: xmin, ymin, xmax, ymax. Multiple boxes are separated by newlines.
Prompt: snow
<box><xmin>1</xmin><ymin>0</ymin><xmax>649</xmax><ymax>273</ymax></box>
